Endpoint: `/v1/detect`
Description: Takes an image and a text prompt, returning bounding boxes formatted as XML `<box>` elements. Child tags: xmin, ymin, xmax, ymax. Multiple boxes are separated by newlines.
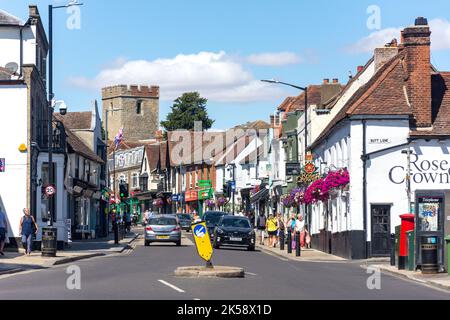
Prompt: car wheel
<box><xmin>145</xmin><ymin>241</ymin><xmax>150</xmax><ymax>247</ymax></box>
<box><xmin>247</xmin><ymin>246</ymin><xmax>255</xmax><ymax>251</ymax></box>
<box><xmin>176</xmin><ymin>240</ymin><xmax>181</xmax><ymax>246</ymax></box>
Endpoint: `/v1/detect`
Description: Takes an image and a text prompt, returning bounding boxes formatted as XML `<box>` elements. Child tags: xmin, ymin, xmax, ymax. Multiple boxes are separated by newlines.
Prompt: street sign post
<box><xmin>191</xmin><ymin>221</ymin><xmax>214</xmax><ymax>268</ymax></box>
<box><xmin>286</xmin><ymin>163</ymin><xmax>301</xmax><ymax>176</ymax></box>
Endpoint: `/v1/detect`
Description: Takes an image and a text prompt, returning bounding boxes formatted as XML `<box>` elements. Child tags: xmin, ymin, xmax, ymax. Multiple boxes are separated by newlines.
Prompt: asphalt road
<box><xmin>0</xmin><ymin>231</ymin><xmax>449</xmax><ymax>300</ymax></box>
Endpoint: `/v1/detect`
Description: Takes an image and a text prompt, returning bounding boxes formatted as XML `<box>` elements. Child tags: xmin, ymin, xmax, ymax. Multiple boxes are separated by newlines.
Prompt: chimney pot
<box><xmin>332</xmin><ymin>78</ymin><xmax>339</xmax><ymax>84</ymax></box>
<box><xmin>415</xmin><ymin>17</ymin><xmax>428</xmax><ymax>26</ymax></box>
<box><xmin>357</xmin><ymin>66</ymin><xmax>364</xmax><ymax>73</ymax></box>
<box><xmin>323</xmin><ymin>79</ymin><xmax>330</xmax><ymax>84</ymax></box>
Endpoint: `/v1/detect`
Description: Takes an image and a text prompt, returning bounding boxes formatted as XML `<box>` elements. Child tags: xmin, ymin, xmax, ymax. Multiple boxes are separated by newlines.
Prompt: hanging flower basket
<box><xmin>206</xmin><ymin>199</ymin><xmax>215</xmax><ymax>208</ymax></box>
<box><xmin>153</xmin><ymin>198</ymin><xmax>164</xmax><ymax>208</ymax></box>
<box><xmin>216</xmin><ymin>197</ymin><xmax>227</xmax><ymax>207</ymax></box>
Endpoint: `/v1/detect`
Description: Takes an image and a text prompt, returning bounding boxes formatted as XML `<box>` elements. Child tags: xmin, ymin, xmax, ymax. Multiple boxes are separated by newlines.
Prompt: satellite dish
<box><xmin>5</xmin><ymin>62</ymin><xmax>19</xmax><ymax>74</ymax></box>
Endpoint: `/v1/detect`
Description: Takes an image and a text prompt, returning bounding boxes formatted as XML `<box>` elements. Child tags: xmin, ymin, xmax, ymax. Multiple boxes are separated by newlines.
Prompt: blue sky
<box><xmin>2</xmin><ymin>0</ymin><xmax>450</xmax><ymax>129</ymax></box>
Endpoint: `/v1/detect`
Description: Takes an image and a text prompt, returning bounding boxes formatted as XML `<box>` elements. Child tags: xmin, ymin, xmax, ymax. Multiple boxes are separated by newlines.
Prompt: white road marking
<box><xmin>246</xmin><ymin>272</ymin><xmax>257</xmax><ymax>276</ymax></box>
<box><xmin>158</xmin><ymin>280</ymin><xmax>185</xmax><ymax>293</ymax></box>
<box><xmin>194</xmin><ymin>298</ymin><xmax>201</xmax><ymax>300</ymax></box>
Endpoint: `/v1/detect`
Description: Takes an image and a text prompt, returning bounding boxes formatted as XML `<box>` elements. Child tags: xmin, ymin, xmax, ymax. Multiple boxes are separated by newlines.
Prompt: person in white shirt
<box><xmin>295</xmin><ymin>214</ymin><xmax>305</xmax><ymax>248</ymax></box>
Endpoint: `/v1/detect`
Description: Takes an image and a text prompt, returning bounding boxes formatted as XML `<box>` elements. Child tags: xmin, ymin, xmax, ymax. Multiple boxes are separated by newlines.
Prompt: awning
<box><xmin>251</xmin><ymin>188</ymin><xmax>269</xmax><ymax>204</ymax></box>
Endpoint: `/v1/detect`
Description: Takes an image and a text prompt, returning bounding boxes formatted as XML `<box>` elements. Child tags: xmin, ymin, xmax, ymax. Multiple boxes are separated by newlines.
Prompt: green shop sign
<box><xmin>198</xmin><ymin>188</ymin><xmax>214</xmax><ymax>200</ymax></box>
<box><xmin>198</xmin><ymin>180</ymin><xmax>212</xmax><ymax>188</ymax></box>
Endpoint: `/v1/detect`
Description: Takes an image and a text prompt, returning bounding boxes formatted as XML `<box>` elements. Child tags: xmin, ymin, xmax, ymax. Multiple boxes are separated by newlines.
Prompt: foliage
<box><xmin>161</xmin><ymin>92</ymin><xmax>215</xmax><ymax>132</ymax></box>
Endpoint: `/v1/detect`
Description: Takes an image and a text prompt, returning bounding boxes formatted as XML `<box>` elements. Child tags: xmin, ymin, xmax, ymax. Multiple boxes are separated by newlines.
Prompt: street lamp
<box><xmin>261</xmin><ymin>79</ymin><xmax>310</xmax><ymax>229</ymax></box>
<box><xmin>227</xmin><ymin>163</ymin><xmax>237</xmax><ymax>214</ymax></box>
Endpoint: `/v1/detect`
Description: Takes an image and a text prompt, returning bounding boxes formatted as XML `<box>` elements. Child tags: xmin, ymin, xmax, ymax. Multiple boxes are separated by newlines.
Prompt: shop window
<box><xmin>132</xmin><ymin>173</ymin><xmax>139</xmax><ymax>188</ymax></box>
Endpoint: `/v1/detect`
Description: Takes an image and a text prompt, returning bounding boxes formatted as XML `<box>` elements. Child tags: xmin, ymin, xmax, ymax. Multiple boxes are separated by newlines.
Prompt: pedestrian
<box><xmin>266</xmin><ymin>214</ymin><xmax>278</xmax><ymax>247</ymax></box>
<box><xmin>193</xmin><ymin>212</ymin><xmax>202</xmax><ymax>223</ymax></box>
<box><xmin>276</xmin><ymin>213</ymin><xmax>285</xmax><ymax>247</ymax></box>
<box><xmin>125</xmin><ymin>211</ymin><xmax>132</xmax><ymax>233</ymax></box>
<box><xmin>295</xmin><ymin>214</ymin><xmax>305</xmax><ymax>247</ymax></box>
<box><xmin>0</xmin><ymin>207</ymin><xmax>7</xmax><ymax>256</ymax></box>
<box><xmin>256</xmin><ymin>212</ymin><xmax>267</xmax><ymax>245</ymax></box>
<box><xmin>288</xmin><ymin>213</ymin><xmax>297</xmax><ymax>249</ymax></box>
<box><xmin>19</xmin><ymin>208</ymin><xmax>38</xmax><ymax>255</ymax></box>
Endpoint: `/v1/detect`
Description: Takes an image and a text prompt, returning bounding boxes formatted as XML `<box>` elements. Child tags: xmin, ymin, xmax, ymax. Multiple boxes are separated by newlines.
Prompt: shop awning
<box><xmin>251</xmin><ymin>188</ymin><xmax>269</xmax><ymax>204</ymax></box>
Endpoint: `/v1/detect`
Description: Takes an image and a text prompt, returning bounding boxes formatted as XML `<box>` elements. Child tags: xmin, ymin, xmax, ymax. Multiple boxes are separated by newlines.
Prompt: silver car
<box><xmin>144</xmin><ymin>215</ymin><xmax>182</xmax><ymax>246</ymax></box>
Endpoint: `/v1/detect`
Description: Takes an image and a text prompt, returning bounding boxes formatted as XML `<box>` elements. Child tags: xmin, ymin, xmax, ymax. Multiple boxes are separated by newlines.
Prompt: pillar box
<box><xmin>399</xmin><ymin>214</ymin><xmax>415</xmax><ymax>270</ymax></box>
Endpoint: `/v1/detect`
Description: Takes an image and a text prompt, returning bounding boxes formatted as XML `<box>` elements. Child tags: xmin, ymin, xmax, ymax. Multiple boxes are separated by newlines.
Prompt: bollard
<box><xmin>287</xmin><ymin>231</ymin><xmax>292</xmax><ymax>254</ymax></box>
<box><xmin>279</xmin><ymin>230</ymin><xmax>285</xmax><ymax>251</ymax></box>
<box><xmin>390</xmin><ymin>233</ymin><xmax>396</xmax><ymax>266</ymax></box>
<box><xmin>113</xmin><ymin>222</ymin><xmax>119</xmax><ymax>244</ymax></box>
<box><xmin>295</xmin><ymin>232</ymin><xmax>301</xmax><ymax>257</ymax></box>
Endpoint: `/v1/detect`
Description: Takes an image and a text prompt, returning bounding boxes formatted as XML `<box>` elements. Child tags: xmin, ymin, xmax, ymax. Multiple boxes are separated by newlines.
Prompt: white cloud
<box><xmin>346</xmin><ymin>18</ymin><xmax>450</xmax><ymax>54</ymax></box>
<box><xmin>346</xmin><ymin>28</ymin><xmax>401</xmax><ymax>54</ymax></box>
<box><xmin>246</xmin><ymin>52</ymin><xmax>302</xmax><ymax>66</ymax></box>
<box><xmin>68</xmin><ymin>51</ymin><xmax>288</xmax><ymax>103</ymax></box>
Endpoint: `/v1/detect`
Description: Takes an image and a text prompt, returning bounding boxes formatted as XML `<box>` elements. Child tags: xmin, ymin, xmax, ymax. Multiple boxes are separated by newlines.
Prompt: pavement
<box><xmin>0</xmin><ymin>230</ymin><xmax>449</xmax><ymax>300</ymax></box>
<box><xmin>0</xmin><ymin>227</ymin><xmax>141</xmax><ymax>275</ymax></box>
<box><xmin>256</xmin><ymin>241</ymin><xmax>347</xmax><ymax>262</ymax></box>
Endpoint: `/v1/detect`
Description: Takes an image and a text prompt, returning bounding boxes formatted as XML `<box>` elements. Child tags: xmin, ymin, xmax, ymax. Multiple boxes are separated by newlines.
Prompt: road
<box><xmin>0</xmin><ymin>230</ymin><xmax>449</xmax><ymax>300</ymax></box>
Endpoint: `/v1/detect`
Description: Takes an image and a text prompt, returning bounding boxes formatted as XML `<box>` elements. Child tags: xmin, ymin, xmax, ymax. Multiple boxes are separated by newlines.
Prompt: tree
<box><xmin>161</xmin><ymin>92</ymin><xmax>214</xmax><ymax>132</ymax></box>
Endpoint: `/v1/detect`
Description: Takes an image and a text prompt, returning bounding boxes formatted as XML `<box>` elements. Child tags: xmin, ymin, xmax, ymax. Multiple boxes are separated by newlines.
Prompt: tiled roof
<box><xmin>145</xmin><ymin>144</ymin><xmax>160</xmax><ymax>171</ymax></box>
<box><xmin>411</xmin><ymin>73</ymin><xmax>450</xmax><ymax>137</ymax></box>
<box><xmin>0</xmin><ymin>9</ymin><xmax>22</xmax><ymax>25</ymax></box>
<box><xmin>56</xmin><ymin>112</ymin><xmax>92</xmax><ymax>130</ymax></box>
<box><xmin>65</xmin><ymin>129</ymin><xmax>104</xmax><ymax>164</ymax></box>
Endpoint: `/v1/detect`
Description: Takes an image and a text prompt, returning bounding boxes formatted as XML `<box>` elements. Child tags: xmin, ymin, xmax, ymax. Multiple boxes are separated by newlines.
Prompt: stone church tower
<box><xmin>102</xmin><ymin>85</ymin><xmax>160</xmax><ymax>141</ymax></box>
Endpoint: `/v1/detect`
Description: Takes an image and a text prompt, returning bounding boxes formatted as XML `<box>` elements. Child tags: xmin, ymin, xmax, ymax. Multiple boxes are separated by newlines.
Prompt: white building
<box><xmin>0</xmin><ymin>6</ymin><xmax>53</xmax><ymax>246</ymax></box>
<box><xmin>307</xmin><ymin>19</ymin><xmax>450</xmax><ymax>268</ymax></box>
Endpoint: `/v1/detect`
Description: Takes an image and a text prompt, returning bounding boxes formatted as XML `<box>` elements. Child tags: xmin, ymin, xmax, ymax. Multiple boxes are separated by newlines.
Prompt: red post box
<box><xmin>399</xmin><ymin>214</ymin><xmax>415</xmax><ymax>270</ymax></box>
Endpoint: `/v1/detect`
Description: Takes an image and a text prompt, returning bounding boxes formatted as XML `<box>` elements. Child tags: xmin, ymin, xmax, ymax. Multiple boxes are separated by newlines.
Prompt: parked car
<box><xmin>203</xmin><ymin>211</ymin><xmax>229</xmax><ymax>236</ymax></box>
<box><xmin>177</xmin><ymin>213</ymin><xmax>193</xmax><ymax>231</ymax></box>
<box><xmin>213</xmin><ymin>216</ymin><xmax>256</xmax><ymax>251</ymax></box>
<box><xmin>144</xmin><ymin>215</ymin><xmax>182</xmax><ymax>246</ymax></box>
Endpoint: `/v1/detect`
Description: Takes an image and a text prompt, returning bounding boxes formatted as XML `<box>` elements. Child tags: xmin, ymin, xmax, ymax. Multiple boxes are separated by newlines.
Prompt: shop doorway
<box><xmin>371</xmin><ymin>205</ymin><xmax>391</xmax><ymax>256</ymax></box>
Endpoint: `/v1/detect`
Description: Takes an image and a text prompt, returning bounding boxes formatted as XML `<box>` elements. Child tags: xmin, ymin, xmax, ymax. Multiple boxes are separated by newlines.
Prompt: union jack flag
<box><xmin>114</xmin><ymin>128</ymin><xmax>124</xmax><ymax>148</ymax></box>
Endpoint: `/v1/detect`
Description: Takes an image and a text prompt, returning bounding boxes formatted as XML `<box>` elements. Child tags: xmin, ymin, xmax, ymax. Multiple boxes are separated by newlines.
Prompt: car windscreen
<box><xmin>148</xmin><ymin>218</ymin><xmax>177</xmax><ymax>226</ymax></box>
<box><xmin>204</xmin><ymin>214</ymin><xmax>223</xmax><ymax>225</ymax></box>
<box><xmin>220</xmin><ymin>218</ymin><xmax>251</xmax><ymax>229</ymax></box>
<box><xmin>178</xmin><ymin>214</ymin><xmax>191</xmax><ymax>220</ymax></box>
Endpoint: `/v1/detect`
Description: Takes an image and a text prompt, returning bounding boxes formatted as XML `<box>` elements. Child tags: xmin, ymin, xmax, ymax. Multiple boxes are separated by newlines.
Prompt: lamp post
<box><xmin>261</xmin><ymin>79</ymin><xmax>310</xmax><ymax>230</ymax></box>
<box><xmin>227</xmin><ymin>163</ymin><xmax>237</xmax><ymax>214</ymax></box>
<box><xmin>42</xmin><ymin>1</ymin><xmax>82</xmax><ymax>257</ymax></box>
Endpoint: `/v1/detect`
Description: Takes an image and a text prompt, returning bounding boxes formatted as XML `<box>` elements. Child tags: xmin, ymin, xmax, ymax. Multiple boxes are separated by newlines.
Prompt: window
<box><xmin>136</xmin><ymin>101</ymin><xmax>142</xmax><ymax>114</ymax></box>
<box><xmin>132</xmin><ymin>173</ymin><xmax>139</xmax><ymax>188</ymax></box>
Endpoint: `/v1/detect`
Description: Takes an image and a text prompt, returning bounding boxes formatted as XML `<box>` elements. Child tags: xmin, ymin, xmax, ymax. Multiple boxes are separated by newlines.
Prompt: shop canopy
<box><xmin>250</xmin><ymin>188</ymin><xmax>269</xmax><ymax>204</ymax></box>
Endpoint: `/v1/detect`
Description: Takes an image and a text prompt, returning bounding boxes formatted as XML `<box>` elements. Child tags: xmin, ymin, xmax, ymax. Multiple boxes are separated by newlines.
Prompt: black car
<box><xmin>177</xmin><ymin>213</ymin><xmax>192</xmax><ymax>232</ymax></box>
<box><xmin>213</xmin><ymin>216</ymin><xmax>256</xmax><ymax>251</ymax></box>
<box><xmin>203</xmin><ymin>211</ymin><xmax>228</xmax><ymax>236</ymax></box>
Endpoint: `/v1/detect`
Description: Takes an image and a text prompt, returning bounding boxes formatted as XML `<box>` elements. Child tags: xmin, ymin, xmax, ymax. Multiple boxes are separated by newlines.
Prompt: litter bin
<box><xmin>445</xmin><ymin>236</ymin><xmax>450</xmax><ymax>276</ymax></box>
<box><xmin>421</xmin><ymin>236</ymin><xmax>439</xmax><ymax>274</ymax></box>
<box><xmin>41</xmin><ymin>227</ymin><xmax>57</xmax><ymax>257</ymax></box>
<box><xmin>407</xmin><ymin>231</ymin><xmax>415</xmax><ymax>271</ymax></box>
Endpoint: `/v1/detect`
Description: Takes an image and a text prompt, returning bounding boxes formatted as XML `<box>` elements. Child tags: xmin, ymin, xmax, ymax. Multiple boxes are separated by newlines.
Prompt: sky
<box><xmin>2</xmin><ymin>0</ymin><xmax>450</xmax><ymax>130</ymax></box>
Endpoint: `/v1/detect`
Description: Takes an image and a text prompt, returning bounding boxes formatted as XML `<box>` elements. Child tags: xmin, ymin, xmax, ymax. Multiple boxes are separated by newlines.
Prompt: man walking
<box><xmin>0</xmin><ymin>208</ymin><xmax>7</xmax><ymax>255</ymax></box>
<box><xmin>256</xmin><ymin>212</ymin><xmax>267</xmax><ymax>245</ymax></box>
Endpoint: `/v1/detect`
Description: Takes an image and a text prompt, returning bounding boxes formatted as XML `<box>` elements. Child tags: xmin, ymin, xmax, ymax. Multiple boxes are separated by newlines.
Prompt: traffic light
<box><xmin>119</xmin><ymin>183</ymin><xmax>129</xmax><ymax>199</ymax></box>
<box><xmin>223</xmin><ymin>184</ymin><xmax>229</xmax><ymax>197</ymax></box>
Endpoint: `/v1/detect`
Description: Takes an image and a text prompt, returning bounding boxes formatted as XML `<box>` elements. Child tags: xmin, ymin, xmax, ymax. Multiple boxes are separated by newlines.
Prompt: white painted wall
<box><xmin>0</xmin><ymin>85</ymin><xmax>28</xmax><ymax>238</ymax></box>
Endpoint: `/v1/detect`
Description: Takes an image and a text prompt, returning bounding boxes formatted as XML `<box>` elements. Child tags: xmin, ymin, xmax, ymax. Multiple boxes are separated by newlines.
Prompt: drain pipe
<box><xmin>361</xmin><ymin>120</ymin><xmax>368</xmax><ymax>259</ymax></box>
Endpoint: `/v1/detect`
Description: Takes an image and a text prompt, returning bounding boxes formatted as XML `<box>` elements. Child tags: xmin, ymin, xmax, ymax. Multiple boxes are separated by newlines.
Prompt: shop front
<box><xmin>185</xmin><ymin>190</ymin><xmax>199</xmax><ymax>215</ymax></box>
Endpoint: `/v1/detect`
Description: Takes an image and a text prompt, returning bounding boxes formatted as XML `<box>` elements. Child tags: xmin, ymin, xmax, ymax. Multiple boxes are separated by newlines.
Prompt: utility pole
<box><xmin>402</xmin><ymin>149</ymin><xmax>413</xmax><ymax>213</ymax></box>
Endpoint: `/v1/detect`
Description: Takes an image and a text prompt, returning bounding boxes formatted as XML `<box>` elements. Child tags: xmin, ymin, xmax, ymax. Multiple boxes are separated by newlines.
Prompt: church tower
<box><xmin>102</xmin><ymin>85</ymin><xmax>160</xmax><ymax>141</ymax></box>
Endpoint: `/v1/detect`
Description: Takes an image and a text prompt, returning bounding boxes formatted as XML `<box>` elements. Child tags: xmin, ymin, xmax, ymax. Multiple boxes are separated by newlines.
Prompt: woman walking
<box><xmin>19</xmin><ymin>209</ymin><xmax>38</xmax><ymax>255</ymax></box>
<box><xmin>266</xmin><ymin>214</ymin><xmax>278</xmax><ymax>247</ymax></box>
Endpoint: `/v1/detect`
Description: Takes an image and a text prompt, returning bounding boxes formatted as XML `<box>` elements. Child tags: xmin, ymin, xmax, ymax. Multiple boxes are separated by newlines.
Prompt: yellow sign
<box><xmin>191</xmin><ymin>221</ymin><xmax>213</xmax><ymax>263</ymax></box>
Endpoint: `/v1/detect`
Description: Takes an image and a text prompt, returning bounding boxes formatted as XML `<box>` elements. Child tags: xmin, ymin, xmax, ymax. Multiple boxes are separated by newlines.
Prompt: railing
<box><xmin>36</xmin><ymin>120</ymin><xmax>66</xmax><ymax>153</ymax></box>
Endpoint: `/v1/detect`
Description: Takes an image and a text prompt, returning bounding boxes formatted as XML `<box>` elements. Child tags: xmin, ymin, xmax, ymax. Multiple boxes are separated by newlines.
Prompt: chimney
<box><xmin>332</xmin><ymin>78</ymin><xmax>339</xmax><ymax>84</ymax></box>
<box><xmin>357</xmin><ymin>65</ymin><xmax>364</xmax><ymax>73</ymax></box>
<box><xmin>401</xmin><ymin>17</ymin><xmax>432</xmax><ymax>127</ymax></box>
<box><xmin>29</xmin><ymin>5</ymin><xmax>40</xmax><ymax>18</ymax></box>
<box><xmin>323</xmin><ymin>78</ymin><xmax>330</xmax><ymax>84</ymax></box>
<box><xmin>374</xmin><ymin>45</ymin><xmax>398</xmax><ymax>71</ymax></box>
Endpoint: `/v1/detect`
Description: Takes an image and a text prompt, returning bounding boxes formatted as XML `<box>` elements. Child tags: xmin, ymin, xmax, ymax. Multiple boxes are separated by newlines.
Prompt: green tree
<box><xmin>161</xmin><ymin>92</ymin><xmax>214</xmax><ymax>132</ymax></box>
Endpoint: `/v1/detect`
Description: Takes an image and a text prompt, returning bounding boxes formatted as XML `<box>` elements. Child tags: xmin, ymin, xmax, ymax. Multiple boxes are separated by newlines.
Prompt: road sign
<box><xmin>191</xmin><ymin>222</ymin><xmax>213</xmax><ymax>263</ymax></box>
<box><xmin>230</xmin><ymin>181</ymin><xmax>236</xmax><ymax>192</ymax></box>
<box><xmin>172</xmin><ymin>194</ymin><xmax>179</xmax><ymax>202</ymax></box>
<box><xmin>198</xmin><ymin>180</ymin><xmax>212</xmax><ymax>188</ymax></box>
<box><xmin>45</xmin><ymin>185</ymin><xmax>56</xmax><ymax>197</ymax></box>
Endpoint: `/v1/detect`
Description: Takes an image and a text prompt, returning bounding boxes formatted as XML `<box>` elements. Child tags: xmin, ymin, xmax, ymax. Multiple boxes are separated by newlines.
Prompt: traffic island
<box><xmin>174</xmin><ymin>266</ymin><xmax>245</xmax><ymax>278</ymax></box>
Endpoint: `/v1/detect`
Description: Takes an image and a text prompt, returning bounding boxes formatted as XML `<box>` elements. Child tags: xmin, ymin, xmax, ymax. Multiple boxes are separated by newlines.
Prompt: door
<box><xmin>371</xmin><ymin>205</ymin><xmax>391</xmax><ymax>256</ymax></box>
